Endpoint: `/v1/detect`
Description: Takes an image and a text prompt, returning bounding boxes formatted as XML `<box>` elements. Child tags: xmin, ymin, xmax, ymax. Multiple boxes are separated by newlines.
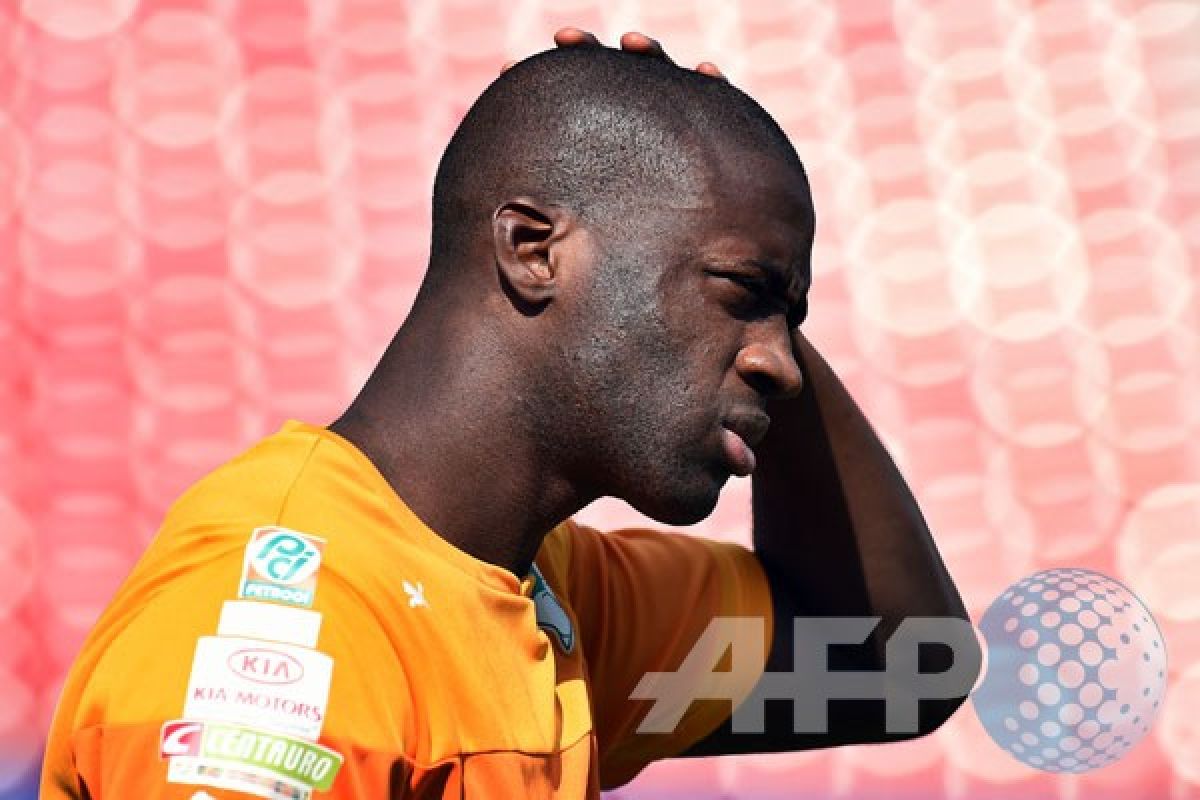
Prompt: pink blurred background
<box><xmin>2</xmin><ymin>0</ymin><xmax>1199</xmax><ymax>797</ymax></box>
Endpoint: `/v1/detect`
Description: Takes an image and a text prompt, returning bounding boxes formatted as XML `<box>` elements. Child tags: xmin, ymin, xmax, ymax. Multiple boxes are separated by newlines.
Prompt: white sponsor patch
<box><xmin>218</xmin><ymin>601</ymin><xmax>322</xmax><ymax>649</ymax></box>
<box><xmin>184</xmin><ymin>636</ymin><xmax>332</xmax><ymax>741</ymax></box>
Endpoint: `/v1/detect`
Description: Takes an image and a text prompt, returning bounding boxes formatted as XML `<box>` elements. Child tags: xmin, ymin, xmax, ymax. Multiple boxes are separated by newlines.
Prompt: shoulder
<box><xmin>44</xmin><ymin>520</ymin><xmax>416</xmax><ymax>800</ymax></box>
<box><xmin>59</xmin><ymin>517</ymin><xmax>412</xmax><ymax>747</ymax></box>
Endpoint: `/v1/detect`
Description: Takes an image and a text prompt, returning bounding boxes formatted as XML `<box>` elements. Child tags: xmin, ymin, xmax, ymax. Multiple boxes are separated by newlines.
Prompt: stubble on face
<box><xmin>553</xmin><ymin>206</ymin><xmax>735</xmax><ymax>524</ymax></box>
<box><xmin>548</xmin><ymin>150</ymin><xmax>814</xmax><ymax>526</ymax></box>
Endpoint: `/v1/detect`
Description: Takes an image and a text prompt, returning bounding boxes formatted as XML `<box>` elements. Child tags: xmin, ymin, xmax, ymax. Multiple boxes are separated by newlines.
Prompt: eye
<box><xmin>719</xmin><ymin>273</ymin><xmax>762</xmax><ymax>298</ymax></box>
<box><xmin>723</xmin><ymin>274</ymin><xmax>785</xmax><ymax>318</ymax></box>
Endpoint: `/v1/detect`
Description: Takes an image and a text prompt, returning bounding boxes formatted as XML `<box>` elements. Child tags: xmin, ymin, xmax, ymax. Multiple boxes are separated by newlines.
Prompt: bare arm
<box><xmin>683</xmin><ymin>331</ymin><xmax>979</xmax><ymax>755</ymax></box>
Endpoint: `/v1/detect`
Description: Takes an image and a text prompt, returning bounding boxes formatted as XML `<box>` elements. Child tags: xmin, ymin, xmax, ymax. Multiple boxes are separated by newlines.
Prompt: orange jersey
<box><xmin>41</xmin><ymin>421</ymin><xmax>774</xmax><ymax>799</ymax></box>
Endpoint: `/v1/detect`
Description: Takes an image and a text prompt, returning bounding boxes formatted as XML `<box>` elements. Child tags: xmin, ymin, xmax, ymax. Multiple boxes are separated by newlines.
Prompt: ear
<box><xmin>492</xmin><ymin>198</ymin><xmax>573</xmax><ymax>307</ymax></box>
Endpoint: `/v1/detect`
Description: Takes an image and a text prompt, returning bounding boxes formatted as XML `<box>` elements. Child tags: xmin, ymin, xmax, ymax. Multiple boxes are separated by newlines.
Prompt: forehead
<box><xmin>671</xmin><ymin>149</ymin><xmax>815</xmax><ymax>279</ymax></box>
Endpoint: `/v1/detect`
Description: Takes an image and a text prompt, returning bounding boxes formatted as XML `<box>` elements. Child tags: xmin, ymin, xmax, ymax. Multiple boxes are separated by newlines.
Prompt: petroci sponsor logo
<box><xmin>185</xmin><ymin>635</ymin><xmax>333</xmax><ymax>741</ymax></box>
<box><xmin>238</xmin><ymin>526</ymin><xmax>326</xmax><ymax>609</ymax></box>
<box><xmin>252</xmin><ymin>529</ymin><xmax>322</xmax><ymax>584</ymax></box>
<box><xmin>228</xmin><ymin>647</ymin><xmax>305</xmax><ymax>685</ymax></box>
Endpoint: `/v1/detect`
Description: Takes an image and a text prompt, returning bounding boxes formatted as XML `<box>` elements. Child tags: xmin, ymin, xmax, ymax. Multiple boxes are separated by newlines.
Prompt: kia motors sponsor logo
<box><xmin>185</xmin><ymin>635</ymin><xmax>334</xmax><ymax>741</ymax></box>
<box><xmin>190</xmin><ymin>687</ymin><xmax>324</xmax><ymax>724</ymax></box>
<box><xmin>228</xmin><ymin>648</ymin><xmax>304</xmax><ymax>685</ymax></box>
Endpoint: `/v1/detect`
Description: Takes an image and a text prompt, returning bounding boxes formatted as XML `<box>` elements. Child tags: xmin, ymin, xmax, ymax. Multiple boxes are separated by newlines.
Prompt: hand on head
<box><xmin>500</xmin><ymin>26</ymin><xmax>726</xmax><ymax>81</ymax></box>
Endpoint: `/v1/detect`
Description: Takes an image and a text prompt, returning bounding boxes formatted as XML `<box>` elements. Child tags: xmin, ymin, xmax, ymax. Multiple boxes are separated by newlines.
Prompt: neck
<box><xmin>329</xmin><ymin>309</ymin><xmax>593</xmax><ymax>579</ymax></box>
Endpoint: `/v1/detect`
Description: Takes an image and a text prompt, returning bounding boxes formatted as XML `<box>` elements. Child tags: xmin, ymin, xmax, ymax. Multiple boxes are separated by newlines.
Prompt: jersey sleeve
<box><xmin>41</xmin><ymin>556</ymin><xmax>417</xmax><ymax>800</ymax></box>
<box><xmin>562</xmin><ymin>520</ymin><xmax>775</xmax><ymax>789</ymax></box>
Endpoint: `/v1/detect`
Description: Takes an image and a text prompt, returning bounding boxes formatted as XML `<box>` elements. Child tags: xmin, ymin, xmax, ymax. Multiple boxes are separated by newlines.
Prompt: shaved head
<box><xmin>424</xmin><ymin>45</ymin><xmax>806</xmax><ymax>291</ymax></box>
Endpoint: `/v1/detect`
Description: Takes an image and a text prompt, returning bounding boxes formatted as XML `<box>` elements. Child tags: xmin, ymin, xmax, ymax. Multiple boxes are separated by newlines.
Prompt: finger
<box><xmin>695</xmin><ymin>61</ymin><xmax>727</xmax><ymax>80</ymax></box>
<box><xmin>620</xmin><ymin>31</ymin><xmax>673</xmax><ymax>63</ymax></box>
<box><xmin>554</xmin><ymin>27</ymin><xmax>602</xmax><ymax>48</ymax></box>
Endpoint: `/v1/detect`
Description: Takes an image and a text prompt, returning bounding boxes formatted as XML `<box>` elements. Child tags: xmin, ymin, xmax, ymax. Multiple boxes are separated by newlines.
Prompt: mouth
<box><xmin>719</xmin><ymin>410</ymin><xmax>770</xmax><ymax>477</ymax></box>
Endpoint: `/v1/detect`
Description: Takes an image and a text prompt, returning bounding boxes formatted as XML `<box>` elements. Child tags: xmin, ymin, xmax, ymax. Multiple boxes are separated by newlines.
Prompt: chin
<box><xmin>626</xmin><ymin>469</ymin><xmax>725</xmax><ymax>527</ymax></box>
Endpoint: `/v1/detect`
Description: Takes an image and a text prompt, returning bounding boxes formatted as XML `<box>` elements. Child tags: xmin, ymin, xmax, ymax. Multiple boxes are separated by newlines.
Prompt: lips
<box><xmin>721</xmin><ymin>427</ymin><xmax>757</xmax><ymax>476</ymax></box>
<box><xmin>719</xmin><ymin>410</ymin><xmax>770</xmax><ymax>476</ymax></box>
<box><xmin>722</xmin><ymin>410</ymin><xmax>771</xmax><ymax>449</ymax></box>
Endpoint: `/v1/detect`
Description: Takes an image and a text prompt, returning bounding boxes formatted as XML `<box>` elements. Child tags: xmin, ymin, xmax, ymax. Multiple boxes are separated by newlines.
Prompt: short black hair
<box><xmin>427</xmin><ymin>45</ymin><xmax>805</xmax><ymax>281</ymax></box>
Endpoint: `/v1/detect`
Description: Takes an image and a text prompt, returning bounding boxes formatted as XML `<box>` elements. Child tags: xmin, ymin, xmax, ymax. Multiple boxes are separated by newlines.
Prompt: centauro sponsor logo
<box><xmin>239</xmin><ymin>527</ymin><xmax>325</xmax><ymax>609</ymax></box>
<box><xmin>161</xmin><ymin>720</ymin><xmax>203</xmax><ymax>757</ymax></box>
<box><xmin>160</xmin><ymin>719</ymin><xmax>343</xmax><ymax>791</ymax></box>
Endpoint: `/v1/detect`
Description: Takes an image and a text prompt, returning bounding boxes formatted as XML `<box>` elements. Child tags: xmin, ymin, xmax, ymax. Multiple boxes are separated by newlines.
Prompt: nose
<box><xmin>734</xmin><ymin>332</ymin><xmax>804</xmax><ymax>401</ymax></box>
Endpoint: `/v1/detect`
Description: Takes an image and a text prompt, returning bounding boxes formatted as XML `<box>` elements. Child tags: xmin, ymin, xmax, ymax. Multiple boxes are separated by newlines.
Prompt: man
<box><xmin>41</xmin><ymin>30</ymin><xmax>977</xmax><ymax>799</ymax></box>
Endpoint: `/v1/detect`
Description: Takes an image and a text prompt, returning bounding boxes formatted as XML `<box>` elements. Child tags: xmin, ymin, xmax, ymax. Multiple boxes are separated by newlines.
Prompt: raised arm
<box><xmin>684</xmin><ymin>330</ymin><xmax>980</xmax><ymax>755</ymax></box>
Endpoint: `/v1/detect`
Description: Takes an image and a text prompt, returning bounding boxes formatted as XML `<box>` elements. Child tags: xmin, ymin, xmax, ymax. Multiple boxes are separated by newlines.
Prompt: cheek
<box><xmin>645</xmin><ymin>341</ymin><xmax>726</xmax><ymax>433</ymax></box>
<box><xmin>672</xmin><ymin>319</ymin><xmax>740</xmax><ymax>392</ymax></box>
<box><xmin>584</xmin><ymin>276</ymin><xmax>730</xmax><ymax>415</ymax></box>
<box><xmin>641</xmin><ymin>311</ymin><xmax>736</xmax><ymax>414</ymax></box>
<box><xmin>665</xmin><ymin>282</ymin><xmax>745</xmax><ymax>370</ymax></box>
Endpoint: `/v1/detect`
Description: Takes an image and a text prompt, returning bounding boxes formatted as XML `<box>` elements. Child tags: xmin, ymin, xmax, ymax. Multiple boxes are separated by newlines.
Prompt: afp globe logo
<box><xmin>973</xmin><ymin>568</ymin><xmax>1168</xmax><ymax>772</ymax></box>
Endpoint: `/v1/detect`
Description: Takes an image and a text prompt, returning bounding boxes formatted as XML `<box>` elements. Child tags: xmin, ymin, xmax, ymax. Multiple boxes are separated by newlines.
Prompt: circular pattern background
<box><xmin>1</xmin><ymin>2</ymin><xmax>1197</xmax><ymax>797</ymax></box>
